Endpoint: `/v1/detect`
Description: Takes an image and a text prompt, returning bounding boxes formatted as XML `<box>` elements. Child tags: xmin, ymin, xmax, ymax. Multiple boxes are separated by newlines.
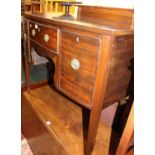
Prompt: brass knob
<box><xmin>46</xmin><ymin>121</ymin><xmax>51</xmax><ymax>125</ymax></box>
<box><xmin>44</xmin><ymin>34</ymin><xmax>49</xmax><ymax>42</ymax></box>
<box><xmin>35</xmin><ymin>24</ymin><xmax>38</xmax><ymax>29</ymax></box>
<box><xmin>71</xmin><ymin>59</ymin><xmax>80</xmax><ymax>70</ymax></box>
<box><xmin>32</xmin><ymin>29</ymin><xmax>36</xmax><ymax>36</ymax></box>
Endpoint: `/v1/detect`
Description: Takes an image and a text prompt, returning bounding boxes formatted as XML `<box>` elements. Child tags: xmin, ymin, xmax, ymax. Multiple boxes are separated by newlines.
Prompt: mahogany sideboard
<box><xmin>22</xmin><ymin>5</ymin><xmax>134</xmax><ymax>155</ymax></box>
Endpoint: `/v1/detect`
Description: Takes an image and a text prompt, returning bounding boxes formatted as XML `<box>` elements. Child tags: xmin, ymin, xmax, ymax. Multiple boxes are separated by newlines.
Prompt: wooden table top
<box><xmin>24</xmin><ymin>11</ymin><xmax>133</xmax><ymax>36</ymax></box>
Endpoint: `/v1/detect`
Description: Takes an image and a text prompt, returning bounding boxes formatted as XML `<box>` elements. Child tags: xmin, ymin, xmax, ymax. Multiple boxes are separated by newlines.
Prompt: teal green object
<box><xmin>22</xmin><ymin>64</ymin><xmax>48</xmax><ymax>85</ymax></box>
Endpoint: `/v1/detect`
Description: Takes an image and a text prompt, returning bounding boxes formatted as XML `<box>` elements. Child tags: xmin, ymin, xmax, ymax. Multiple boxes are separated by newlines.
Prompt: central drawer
<box><xmin>60</xmin><ymin>31</ymin><xmax>100</xmax><ymax>107</ymax></box>
<box><xmin>29</xmin><ymin>21</ymin><xmax>59</xmax><ymax>53</ymax></box>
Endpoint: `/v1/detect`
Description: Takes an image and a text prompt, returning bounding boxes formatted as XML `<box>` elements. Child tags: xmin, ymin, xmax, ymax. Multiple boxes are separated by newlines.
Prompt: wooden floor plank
<box><xmin>22</xmin><ymin>85</ymin><xmax>119</xmax><ymax>155</ymax></box>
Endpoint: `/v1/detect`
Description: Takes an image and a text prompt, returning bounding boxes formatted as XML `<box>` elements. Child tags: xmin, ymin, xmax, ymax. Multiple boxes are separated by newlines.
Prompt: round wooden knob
<box><xmin>44</xmin><ymin>34</ymin><xmax>49</xmax><ymax>42</ymax></box>
<box><xmin>71</xmin><ymin>59</ymin><xmax>80</xmax><ymax>70</ymax></box>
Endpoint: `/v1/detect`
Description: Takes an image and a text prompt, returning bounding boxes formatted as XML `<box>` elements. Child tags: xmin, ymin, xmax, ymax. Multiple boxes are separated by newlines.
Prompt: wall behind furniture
<box><xmin>81</xmin><ymin>0</ymin><xmax>134</xmax><ymax>9</ymax></box>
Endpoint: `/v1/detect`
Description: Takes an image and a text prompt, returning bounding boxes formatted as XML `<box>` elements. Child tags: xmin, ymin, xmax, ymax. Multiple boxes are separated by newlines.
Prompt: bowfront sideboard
<box><xmin>22</xmin><ymin>5</ymin><xmax>134</xmax><ymax>155</ymax></box>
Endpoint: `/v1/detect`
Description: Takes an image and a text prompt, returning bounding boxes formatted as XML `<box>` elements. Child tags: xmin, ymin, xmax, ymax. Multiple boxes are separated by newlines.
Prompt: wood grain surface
<box><xmin>22</xmin><ymin>85</ymin><xmax>119</xmax><ymax>155</ymax></box>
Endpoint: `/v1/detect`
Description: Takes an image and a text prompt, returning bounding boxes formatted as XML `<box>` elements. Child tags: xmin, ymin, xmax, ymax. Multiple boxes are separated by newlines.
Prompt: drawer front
<box><xmin>29</xmin><ymin>21</ymin><xmax>58</xmax><ymax>53</ymax></box>
<box><xmin>60</xmin><ymin>31</ymin><xmax>100</xmax><ymax>107</ymax></box>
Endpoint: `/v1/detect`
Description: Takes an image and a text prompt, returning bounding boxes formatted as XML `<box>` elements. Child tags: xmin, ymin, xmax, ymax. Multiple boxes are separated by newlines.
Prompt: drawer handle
<box><xmin>35</xmin><ymin>24</ymin><xmax>38</xmax><ymax>29</ymax></box>
<box><xmin>71</xmin><ymin>59</ymin><xmax>80</xmax><ymax>70</ymax></box>
<box><xmin>32</xmin><ymin>29</ymin><xmax>36</xmax><ymax>36</ymax></box>
<box><xmin>44</xmin><ymin>34</ymin><xmax>49</xmax><ymax>42</ymax></box>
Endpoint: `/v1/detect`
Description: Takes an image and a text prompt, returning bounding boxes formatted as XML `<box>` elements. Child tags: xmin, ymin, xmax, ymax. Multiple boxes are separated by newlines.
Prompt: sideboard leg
<box><xmin>25</xmin><ymin>58</ymin><xmax>30</xmax><ymax>91</ymax></box>
<box><xmin>84</xmin><ymin>108</ymin><xmax>103</xmax><ymax>155</ymax></box>
<box><xmin>83</xmin><ymin>36</ymin><xmax>113</xmax><ymax>155</ymax></box>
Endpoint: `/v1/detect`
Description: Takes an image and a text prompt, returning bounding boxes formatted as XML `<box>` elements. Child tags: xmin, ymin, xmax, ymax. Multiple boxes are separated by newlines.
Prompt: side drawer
<box><xmin>29</xmin><ymin>21</ymin><xmax>59</xmax><ymax>53</ymax></box>
<box><xmin>60</xmin><ymin>31</ymin><xmax>101</xmax><ymax>107</ymax></box>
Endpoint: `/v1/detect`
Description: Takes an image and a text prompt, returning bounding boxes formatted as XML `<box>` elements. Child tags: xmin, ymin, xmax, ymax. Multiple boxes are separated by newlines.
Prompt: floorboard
<box><xmin>22</xmin><ymin>85</ymin><xmax>119</xmax><ymax>155</ymax></box>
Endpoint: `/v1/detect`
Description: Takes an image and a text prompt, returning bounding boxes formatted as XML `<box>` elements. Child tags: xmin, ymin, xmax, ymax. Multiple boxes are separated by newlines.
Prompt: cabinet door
<box><xmin>60</xmin><ymin>31</ymin><xmax>100</xmax><ymax>108</ymax></box>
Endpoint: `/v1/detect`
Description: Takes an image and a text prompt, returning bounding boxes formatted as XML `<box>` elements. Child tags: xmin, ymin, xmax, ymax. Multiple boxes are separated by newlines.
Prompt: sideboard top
<box><xmin>24</xmin><ymin>6</ymin><xmax>134</xmax><ymax>36</ymax></box>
